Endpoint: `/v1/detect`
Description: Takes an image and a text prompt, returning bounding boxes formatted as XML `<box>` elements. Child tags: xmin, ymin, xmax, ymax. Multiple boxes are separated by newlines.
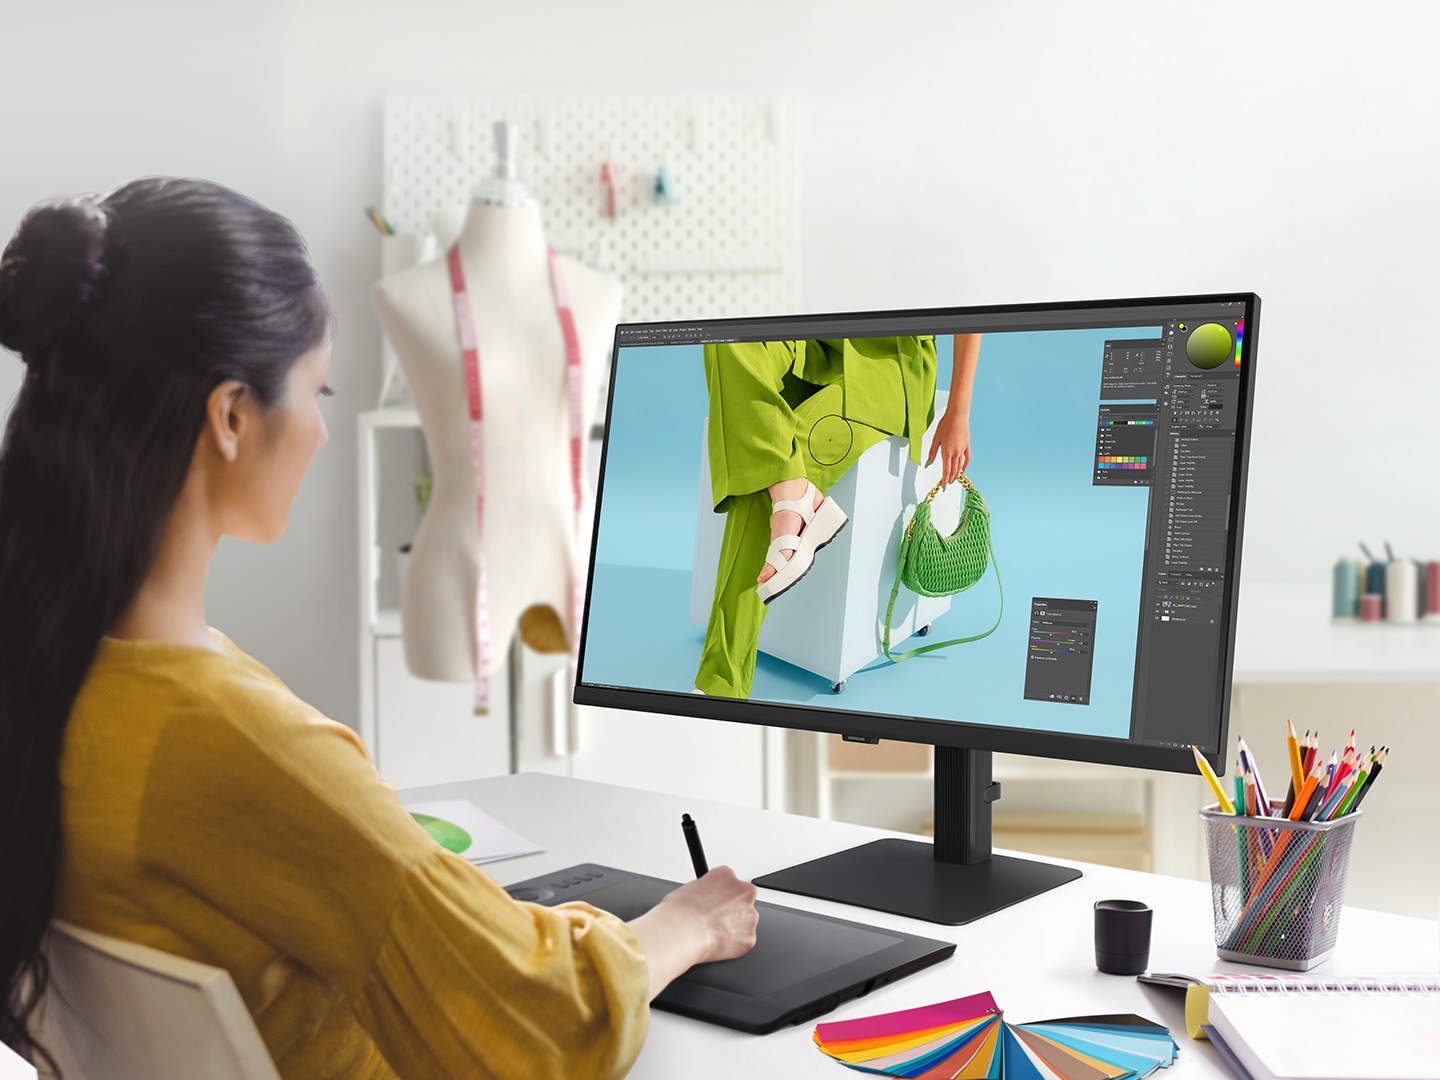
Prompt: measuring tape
<box><xmin>446</xmin><ymin>244</ymin><xmax>585</xmax><ymax>714</ymax></box>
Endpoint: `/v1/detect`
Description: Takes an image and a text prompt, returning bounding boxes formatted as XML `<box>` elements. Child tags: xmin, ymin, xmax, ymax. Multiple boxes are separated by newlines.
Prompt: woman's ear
<box><xmin>204</xmin><ymin>380</ymin><xmax>248</xmax><ymax>464</ymax></box>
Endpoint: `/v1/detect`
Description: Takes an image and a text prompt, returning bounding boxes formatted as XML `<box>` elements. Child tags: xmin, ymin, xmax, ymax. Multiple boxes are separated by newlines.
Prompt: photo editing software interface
<box><xmin>581</xmin><ymin>299</ymin><xmax>1250</xmax><ymax>755</ymax></box>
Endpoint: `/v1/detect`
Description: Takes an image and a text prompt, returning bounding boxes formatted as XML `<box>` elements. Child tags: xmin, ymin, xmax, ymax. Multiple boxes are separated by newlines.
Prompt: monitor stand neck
<box><xmin>752</xmin><ymin>745</ymin><xmax>1083</xmax><ymax>925</ymax></box>
<box><xmin>935</xmin><ymin>746</ymin><xmax>1002</xmax><ymax>864</ymax></box>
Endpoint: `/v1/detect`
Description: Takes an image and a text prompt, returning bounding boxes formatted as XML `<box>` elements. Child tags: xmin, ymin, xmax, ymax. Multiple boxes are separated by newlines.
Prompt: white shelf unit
<box><xmin>357</xmin><ymin>407</ymin><xmax>420</xmax><ymax>757</ymax></box>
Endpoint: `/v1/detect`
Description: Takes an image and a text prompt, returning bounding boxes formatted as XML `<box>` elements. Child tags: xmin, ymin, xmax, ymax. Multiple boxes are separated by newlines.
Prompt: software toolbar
<box><xmin>1128</xmin><ymin>317</ymin><xmax>1245</xmax><ymax>750</ymax></box>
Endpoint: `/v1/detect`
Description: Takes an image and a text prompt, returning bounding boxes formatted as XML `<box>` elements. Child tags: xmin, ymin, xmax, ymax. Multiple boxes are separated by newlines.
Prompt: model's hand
<box><xmin>927</xmin><ymin>408</ymin><xmax>972</xmax><ymax>486</ymax></box>
<box><xmin>627</xmin><ymin>866</ymin><xmax>759</xmax><ymax>999</ymax></box>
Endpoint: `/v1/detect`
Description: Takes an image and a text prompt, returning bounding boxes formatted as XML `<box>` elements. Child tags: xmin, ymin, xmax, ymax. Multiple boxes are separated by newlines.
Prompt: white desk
<box><xmin>400</xmin><ymin>772</ymin><xmax>1439</xmax><ymax>1078</ymax></box>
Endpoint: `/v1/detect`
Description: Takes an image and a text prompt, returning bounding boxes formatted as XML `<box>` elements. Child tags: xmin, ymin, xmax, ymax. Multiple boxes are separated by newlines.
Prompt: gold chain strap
<box><xmin>923</xmin><ymin>470</ymin><xmax>975</xmax><ymax>505</ymax></box>
<box><xmin>908</xmin><ymin>471</ymin><xmax>976</xmax><ymax>538</ymax></box>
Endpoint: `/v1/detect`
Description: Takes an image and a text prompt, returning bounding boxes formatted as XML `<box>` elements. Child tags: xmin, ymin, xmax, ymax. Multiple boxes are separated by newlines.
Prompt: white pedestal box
<box><xmin>690</xmin><ymin>393</ymin><xmax>957</xmax><ymax>693</ymax></box>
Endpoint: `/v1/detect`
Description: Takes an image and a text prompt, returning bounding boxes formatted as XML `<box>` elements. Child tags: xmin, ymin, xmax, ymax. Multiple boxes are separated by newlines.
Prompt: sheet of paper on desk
<box><xmin>403</xmin><ymin>800</ymin><xmax>543</xmax><ymax>864</ymax></box>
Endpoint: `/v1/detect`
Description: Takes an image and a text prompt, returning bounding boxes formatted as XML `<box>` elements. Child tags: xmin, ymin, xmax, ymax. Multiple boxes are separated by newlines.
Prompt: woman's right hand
<box><xmin>626</xmin><ymin>866</ymin><xmax>759</xmax><ymax>999</ymax></box>
<box><xmin>657</xmin><ymin>866</ymin><xmax>759</xmax><ymax>962</ymax></box>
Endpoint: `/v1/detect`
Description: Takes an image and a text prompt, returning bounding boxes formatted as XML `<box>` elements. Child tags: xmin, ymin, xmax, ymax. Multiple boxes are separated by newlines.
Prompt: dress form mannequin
<box><xmin>372</xmin><ymin>159</ymin><xmax>622</xmax><ymax>684</ymax></box>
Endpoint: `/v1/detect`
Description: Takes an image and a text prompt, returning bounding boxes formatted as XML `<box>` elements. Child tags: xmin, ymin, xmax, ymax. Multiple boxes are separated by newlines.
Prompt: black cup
<box><xmin>1094</xmin><ymin>899</ymin><xmax>1152</xmax><ymax>975</ymax></box>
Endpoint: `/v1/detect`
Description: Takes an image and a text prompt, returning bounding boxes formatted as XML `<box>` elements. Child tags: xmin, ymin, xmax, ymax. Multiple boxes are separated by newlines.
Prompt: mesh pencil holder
<box><xmin>1200</xmin><ymin>804</ymin><xmax>1361</xmax><ymax>971</ymax></box>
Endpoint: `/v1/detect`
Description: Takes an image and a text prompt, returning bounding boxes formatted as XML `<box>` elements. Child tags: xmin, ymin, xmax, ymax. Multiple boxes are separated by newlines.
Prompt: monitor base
<box><xmin>753</xmin><ymin>838</ymin><xmax>1082</xmax><ymax>926</ymax></box>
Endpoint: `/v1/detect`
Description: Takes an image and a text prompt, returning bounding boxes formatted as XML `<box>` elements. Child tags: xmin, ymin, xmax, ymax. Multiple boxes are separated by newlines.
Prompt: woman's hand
<box><xmin>627</xmin><ymin>866</ymin><xmax>759</xmax><ymax>999</ymax></box>
<box><xmin>927</xmin><ymin>405</ymin><xmax>972</xmax><ymax>486</ymax></box>
<box><xmin>658</xmin><ymin>866</ymin><xmax>760</xmax><ymax>962</ymax></box>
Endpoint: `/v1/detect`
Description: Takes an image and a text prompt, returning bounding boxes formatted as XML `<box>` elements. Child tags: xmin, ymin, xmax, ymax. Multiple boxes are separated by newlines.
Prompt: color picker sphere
<box><xmin>1186</xmin><ymin>323</ymin><xmax>1234</xmax><ymax>370</ymax></box>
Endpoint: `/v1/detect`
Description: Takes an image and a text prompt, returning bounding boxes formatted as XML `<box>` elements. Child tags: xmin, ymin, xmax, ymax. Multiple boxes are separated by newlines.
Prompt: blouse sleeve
<box><xmin>134</xmin><ymin>683</ymin><xmax>650</xmax><ymax>1080</ymax></box>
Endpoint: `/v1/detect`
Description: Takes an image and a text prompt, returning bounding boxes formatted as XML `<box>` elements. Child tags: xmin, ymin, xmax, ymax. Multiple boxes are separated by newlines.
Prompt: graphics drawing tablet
<box><xmin>504</xmin><ymin>863</ymin><xmax>955</xmax><ymax>1034</ymax></box>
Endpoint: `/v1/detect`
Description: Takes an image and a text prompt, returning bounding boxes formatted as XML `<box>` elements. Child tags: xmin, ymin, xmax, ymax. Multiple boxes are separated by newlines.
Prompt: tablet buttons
<box><xmin>506</xmin><ymin>887</ymin><xmax>555</xmax><ymax>902</ymax></box>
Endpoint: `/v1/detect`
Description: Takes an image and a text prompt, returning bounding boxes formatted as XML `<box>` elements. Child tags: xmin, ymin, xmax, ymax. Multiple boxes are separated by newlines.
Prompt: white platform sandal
<box><xmin>755</xmin><ymin>481</ymin><xmax>849</xmax><ymax>605</ymax></box>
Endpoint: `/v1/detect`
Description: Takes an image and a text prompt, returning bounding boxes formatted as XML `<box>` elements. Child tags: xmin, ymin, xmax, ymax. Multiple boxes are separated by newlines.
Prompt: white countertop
<box><xmin>1234</xmin><ymin>582</ymin><xmax>1440</xmax><ymax>683</ymax></box>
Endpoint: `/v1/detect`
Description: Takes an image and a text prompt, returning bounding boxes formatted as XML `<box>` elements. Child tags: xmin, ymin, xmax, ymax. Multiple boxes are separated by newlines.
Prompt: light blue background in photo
<box><xmin>586</xmin><ymin>326</ymin><xmax>1162</xmax><ymax>740</ymax></box>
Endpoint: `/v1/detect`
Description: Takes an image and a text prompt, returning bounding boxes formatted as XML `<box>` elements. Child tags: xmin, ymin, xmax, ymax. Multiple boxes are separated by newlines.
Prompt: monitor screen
<box><xmin>576</xmin><ymin>294</ymin><xmax>1257</xmax><ymax>773</ymax></box>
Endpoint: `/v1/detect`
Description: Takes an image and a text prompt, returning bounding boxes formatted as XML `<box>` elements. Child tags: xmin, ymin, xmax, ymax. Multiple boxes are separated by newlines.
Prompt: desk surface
<box><xmin>1235</xmin><ymin>583</ymin><xmax>1440</xmax><ymax>683</ymax></box>
<box><xmin>400</xmin><ymin>772</ymin><xmax>1439</xmax><ymax>1079</ymax></box>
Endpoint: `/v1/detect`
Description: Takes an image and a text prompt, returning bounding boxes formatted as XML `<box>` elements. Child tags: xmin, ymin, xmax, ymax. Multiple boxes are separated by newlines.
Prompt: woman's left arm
<box><xmin>927</xmin><ymin>334</ymin><xmax>982</xmax><ymax>484</ymax></box>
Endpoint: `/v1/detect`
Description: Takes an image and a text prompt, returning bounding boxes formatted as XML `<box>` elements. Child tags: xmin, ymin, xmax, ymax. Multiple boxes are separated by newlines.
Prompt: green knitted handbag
<box><xmin>881</xmin><ymin>473</ymin><xmax>1003</xmax><ymax>663</ymax></box>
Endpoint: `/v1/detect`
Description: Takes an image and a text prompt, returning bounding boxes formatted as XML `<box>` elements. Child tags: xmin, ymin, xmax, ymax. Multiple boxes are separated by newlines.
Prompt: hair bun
<box><xmin>0</xmin><ymin>196</ymin><xmax>109</xmax><ymax>360</ymax></box>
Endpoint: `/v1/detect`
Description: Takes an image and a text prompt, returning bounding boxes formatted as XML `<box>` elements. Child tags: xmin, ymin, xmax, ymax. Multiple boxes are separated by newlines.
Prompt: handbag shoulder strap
<box><xmin>881</xmin><ymin>523</ymin><xmax>1003</xmax><ymax>663</ymax></box>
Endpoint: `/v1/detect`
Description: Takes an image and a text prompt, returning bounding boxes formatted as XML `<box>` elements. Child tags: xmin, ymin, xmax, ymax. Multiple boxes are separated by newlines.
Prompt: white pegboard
<box><xmin>381</xmin><ymin>94</ymin><xmax>799</xmax><ymax>324</ymax></box>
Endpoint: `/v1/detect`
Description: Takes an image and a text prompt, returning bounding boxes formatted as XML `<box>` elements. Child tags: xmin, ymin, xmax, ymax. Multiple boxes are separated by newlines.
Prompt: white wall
<box><xmin>2</xmin><ymin>0</ymin><xmax>1437</xmax><ymax>728</ymax></box>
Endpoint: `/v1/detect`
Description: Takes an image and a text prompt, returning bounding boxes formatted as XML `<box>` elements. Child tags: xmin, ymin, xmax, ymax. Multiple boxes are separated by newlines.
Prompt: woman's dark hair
<box><xmin>0</xmin><ymin>178</ymin><xmax>330</xmax><ymax>1067</ymax></box>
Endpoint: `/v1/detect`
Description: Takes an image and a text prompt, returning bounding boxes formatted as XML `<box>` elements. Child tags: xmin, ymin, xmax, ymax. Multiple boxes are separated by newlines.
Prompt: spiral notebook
<box><xmin>1142</xmin><ymin>973</ymin><xmax>1440</xmax><ymax>1080</ymax></box>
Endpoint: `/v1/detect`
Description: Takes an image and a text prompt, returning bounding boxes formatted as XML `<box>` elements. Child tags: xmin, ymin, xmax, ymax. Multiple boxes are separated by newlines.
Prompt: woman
<box><xmin>0</xmin><ymin>178</ymin><xmax>758</xmax><ymax>1079</ymax></box>
<box><xmin>694</xmin><ymin>334</ymin><xmax>981</xmax><ymax>698</ymax></box>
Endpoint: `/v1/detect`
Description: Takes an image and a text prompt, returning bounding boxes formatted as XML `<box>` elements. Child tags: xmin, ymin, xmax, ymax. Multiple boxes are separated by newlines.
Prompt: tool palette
<box><xmin>813</xmin><ymin>991</ymin><xmax>1178</xmax><ymax>1079</ymax></box>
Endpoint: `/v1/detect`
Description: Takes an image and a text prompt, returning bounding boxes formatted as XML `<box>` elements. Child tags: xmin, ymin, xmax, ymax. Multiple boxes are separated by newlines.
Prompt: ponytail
<box><xmin>0</xmin><ymin>178</ymin><xmax>330</xmax><ymax>1067</ymax></box>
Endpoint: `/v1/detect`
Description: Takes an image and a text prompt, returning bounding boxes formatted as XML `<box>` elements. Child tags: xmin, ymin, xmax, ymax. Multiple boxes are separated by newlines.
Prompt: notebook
<box><xmin>1143</xmin><ymin>973</ymin><xmax>1440</xmax><ymax>1080</ymax></box>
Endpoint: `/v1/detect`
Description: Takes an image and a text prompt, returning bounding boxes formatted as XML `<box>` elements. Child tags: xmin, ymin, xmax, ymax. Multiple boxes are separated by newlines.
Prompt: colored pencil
<box><xmin>1234</xmin><ymin>762</ymin><xmax>1250</xmax><ymax>895</ymax></box>
<box><xmin>1316</xmin><ymin>773</ymin><xmax>1355</xmax><ymax>820</ymax></box>
<box><xmin>1333</xmin><ymin>748</ymin><xmax>1356</xmax><ymax>788</ymax></box>
<box><xmin>1285</xmin><ymin>719</ymin><xmax>1303</xmax><ymax>804</ymax></box>
<box><xmin>1289</xmin><ymin>762</ymin><xmax>1324</xmax><ymax>822</ymax></box>
<box><xmin>1193</xmin><ymin>745</ymin><xmax>1236</xmax><ymax>814</ymax></box>
<box><xmin>1299</xmin><ymin>773</ymin><xmax>1328</xmax><ymax>821</ymax></box>
<box><xmin>1349</xmin><ymin>748</ymin><xmax>1386</xmax><ymax>811</ymax></box>
<box><xmin>1238</xmin><ymin>738</ymin><xmax>1273</xmax><ymax>817</ymax></box>
<box><xmin>1317</xmin><ymin>750</ymin><xmax>1338</xmax><ymax>805</ymax></box>
<box><xmin>1245</xmin><ymin>760</ymin><xmax>1323</xmax><ymax>906</ymax></box>
<box><xmin>364</xmin><ymin>205</ymin><xmax>395</xmax><ymax>236</ymax></box>
<box><xmin>1334</xmin><ymin>754</ymin><xmax>1373</xmax><ymax>817</ymax></box>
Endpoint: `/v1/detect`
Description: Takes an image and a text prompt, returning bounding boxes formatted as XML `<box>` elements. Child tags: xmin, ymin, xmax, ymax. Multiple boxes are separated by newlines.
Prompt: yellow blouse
<box><xmin>55</xmin><ymin>631</ymin><xmax>650</xmax><ymax>1079</ymax></box>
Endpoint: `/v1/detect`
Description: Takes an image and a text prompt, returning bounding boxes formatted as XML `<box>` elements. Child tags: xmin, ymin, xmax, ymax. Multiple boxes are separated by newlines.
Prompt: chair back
<box><xmin>31</xmin><ymin>920</ymin><xmax>280</xmax><ymax>1080</ymax></box>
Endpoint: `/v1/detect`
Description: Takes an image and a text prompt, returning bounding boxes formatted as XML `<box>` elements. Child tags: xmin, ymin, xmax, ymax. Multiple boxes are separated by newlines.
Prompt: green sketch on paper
<box><xmin>410</xmin><ymin>812</ymin><xmax>472</xmax><ymax>855</ymax></box>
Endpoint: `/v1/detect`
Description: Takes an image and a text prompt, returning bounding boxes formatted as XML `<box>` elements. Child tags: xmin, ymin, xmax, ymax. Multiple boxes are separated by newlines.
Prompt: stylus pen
<box><xmin>681</xmin><ymin>813</ymin><xmax>709</xmax><ymax>878</ymax></box>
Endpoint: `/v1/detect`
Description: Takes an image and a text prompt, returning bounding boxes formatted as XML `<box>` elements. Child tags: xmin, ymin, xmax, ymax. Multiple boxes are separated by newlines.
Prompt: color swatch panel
<box><xmin>814</xmin><ymin>992</ymin><xmax>1178</xmax><ymax>1079</ymax></box>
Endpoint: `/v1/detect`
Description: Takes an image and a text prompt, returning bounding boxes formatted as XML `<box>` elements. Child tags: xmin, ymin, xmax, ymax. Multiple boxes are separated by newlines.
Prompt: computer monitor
<box><xmin>576</xmin><ymin>293</ymin><xmax>1259</xmax><ymax>924</ymax></box>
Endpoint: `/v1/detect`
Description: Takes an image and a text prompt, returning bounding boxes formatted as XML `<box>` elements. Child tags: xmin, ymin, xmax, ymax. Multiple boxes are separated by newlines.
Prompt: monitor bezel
<box><xmin>574</xmin><ymin>291</ymin><xmax>1260</xmax><ymax>775</ymax></box>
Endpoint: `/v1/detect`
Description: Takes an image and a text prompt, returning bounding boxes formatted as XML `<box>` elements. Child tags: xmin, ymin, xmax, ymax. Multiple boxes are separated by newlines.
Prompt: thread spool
<box><xmin>1332</xmin><ymin>559</ymin><xmax>1360</xmax><ymax>621</ymax></box>
<box><xmin>1386</xmin><ymin>559</ymin><xmax>1418</xmax><ymax>623</ymax></box>
<box><xmin>1360</xmin><ymin>594</ymin><xmax>1384</xmax><ymax>621</ymax></box>
<box><xmin>1427</xmin><ymin>562</ymin><xmax>1440</xmax><ymax>623</ymax></box>
<box><xmin>1365</xmin><ymin>561</ymin><xmax>1387</xmax><ymax>617</ymax></box>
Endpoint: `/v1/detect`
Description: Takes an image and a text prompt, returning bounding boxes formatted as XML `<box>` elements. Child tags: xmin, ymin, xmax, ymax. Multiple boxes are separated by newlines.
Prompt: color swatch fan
<box><xmin>813</xmin><ymin>992</ymin><xmax>1178</xmax><ymax>1079</ymax></box>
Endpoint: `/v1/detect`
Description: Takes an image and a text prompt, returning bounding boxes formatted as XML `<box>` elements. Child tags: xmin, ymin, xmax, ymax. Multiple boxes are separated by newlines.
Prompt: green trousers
<box><xmin>694</xmin><ymin>338</ymin><xmax>937</xmax><ymax>698</ymax></box>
